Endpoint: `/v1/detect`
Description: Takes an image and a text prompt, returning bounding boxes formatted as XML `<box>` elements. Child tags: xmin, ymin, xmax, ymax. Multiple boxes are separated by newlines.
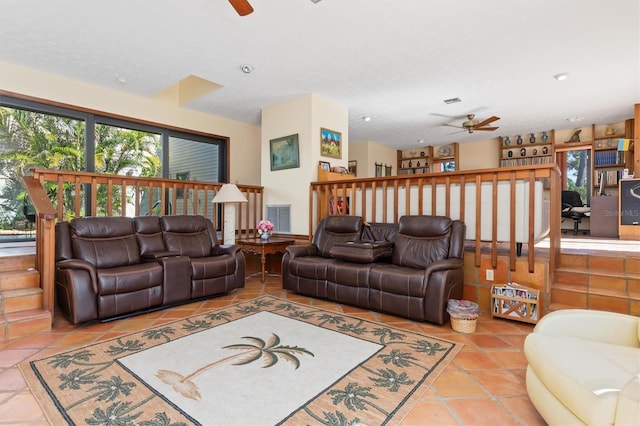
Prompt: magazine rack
<box><xmin>491</xmin><ymin>283</ymin><xmax>540</xmax><ymax>324</ymax></box>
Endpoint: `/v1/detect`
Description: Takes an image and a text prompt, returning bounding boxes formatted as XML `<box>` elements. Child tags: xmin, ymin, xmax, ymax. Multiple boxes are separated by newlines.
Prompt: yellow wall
<box><xmin>349</xmin><ymin>140</ymin><xmax>397</xmax><ymax>177</ymax></box>
<box><xmin>458</xmin><ymin>138</ymin><xmax>500</xmax><ymax>170</ymax></box>
<box><xmin>0</xmin><ymin>61</ymin><xmax>262</xmax><ymax>185</ymax></box>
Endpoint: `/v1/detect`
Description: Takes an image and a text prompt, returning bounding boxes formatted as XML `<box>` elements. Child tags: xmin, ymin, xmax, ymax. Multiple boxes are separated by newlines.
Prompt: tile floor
<box><xmin>0</xmin><ymin>275</ymin><xmax>546</xmax><ymax>425</ymax></box>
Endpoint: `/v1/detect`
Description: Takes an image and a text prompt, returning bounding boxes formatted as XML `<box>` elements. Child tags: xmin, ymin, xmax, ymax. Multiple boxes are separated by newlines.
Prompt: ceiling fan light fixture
<box><xmin>443</xmin><ymin>97</ymin><xmax>462</xmax><ymax>104</ymax></box>
<box><xmin>362</xmin><ymin>116</ymin><xmax>371</xmax><ymax>122</ymax></box>
<box><xmin>553</xmin><ymin>72</ymin><xmax>569</xmax><ymax>81</ymax></box>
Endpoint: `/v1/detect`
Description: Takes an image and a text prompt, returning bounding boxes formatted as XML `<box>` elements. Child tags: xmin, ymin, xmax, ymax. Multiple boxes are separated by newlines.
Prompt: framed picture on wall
<box><xmin>320</xmin><ymin>127</ymin><xmax>342</xmax><ymax>159</ymax></box>
<box><xmin>270</xmin><ymin>134</ymin><xmax>300</xmax><ymax>171</ymax></box>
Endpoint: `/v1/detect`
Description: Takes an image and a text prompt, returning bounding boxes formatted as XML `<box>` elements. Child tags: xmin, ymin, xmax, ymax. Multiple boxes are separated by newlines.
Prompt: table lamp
<box><xmin>212</xmin><ymin>183</ymin><xmax>247</xmax><ymax>245</ymax></box>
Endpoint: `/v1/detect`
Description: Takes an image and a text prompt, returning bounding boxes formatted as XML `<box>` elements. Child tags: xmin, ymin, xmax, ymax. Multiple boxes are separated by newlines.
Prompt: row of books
<box><xmin>499</xmin><ymin>156</ymin><xmax>553</xmax><ymax>167</ymax></box>
<box><xmin>594</xmin><ymin>150</ymin><xmax>625</xmax><ymax>166</ymax></box>
<box><xmin>595</xmin><ymin>170</ymin><xmax>623</xmax><ymax>186</ymax></box>
<box><xmin>492</xmin><ymin>282</ymin><xmax>538</xmax><ymax>321</ymax></box>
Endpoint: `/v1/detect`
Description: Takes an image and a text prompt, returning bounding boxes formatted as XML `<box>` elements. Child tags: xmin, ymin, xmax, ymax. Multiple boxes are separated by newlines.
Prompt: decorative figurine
<box><xmin>567</xmin><ymin>129</ymin><xmax>581</xmax><ymax>142</ymax></box>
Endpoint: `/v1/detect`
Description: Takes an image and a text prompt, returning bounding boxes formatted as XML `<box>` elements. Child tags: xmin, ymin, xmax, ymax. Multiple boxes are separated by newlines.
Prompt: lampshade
<box><xmin>212</xmin><ymin>183</ymin><xmax>248</xmax><ymax>203</ymax></box>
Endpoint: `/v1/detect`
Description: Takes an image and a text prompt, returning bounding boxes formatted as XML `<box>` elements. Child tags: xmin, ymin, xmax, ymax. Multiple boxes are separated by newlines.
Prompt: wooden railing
<box><xmin>310</xmin><ymin>164</ymin><xmax>562</xmax><ymax>274</ymax></box>
<box><xmin>23</xmin><ymin>168</ymin><xmax>264</xmax><ymax>317</ymax></box>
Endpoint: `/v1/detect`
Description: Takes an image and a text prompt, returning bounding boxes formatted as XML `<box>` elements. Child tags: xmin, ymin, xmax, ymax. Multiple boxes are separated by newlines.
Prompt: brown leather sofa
<box><xmin>55</xmin><ymin>215</ymin><xmax>245</xmax><ymax>324</ymax></box>
<box><xmin>282</xmin><ymin>215</ymin><xmax>465</xmax><ymax>324</ymax></box>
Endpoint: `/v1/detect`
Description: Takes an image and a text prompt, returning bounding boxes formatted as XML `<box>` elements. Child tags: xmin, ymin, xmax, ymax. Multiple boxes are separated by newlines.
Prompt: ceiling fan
<box><xmin>228</xmin><ymin>0</ymin><xmax>254</xmax><ymax>16</ymax></box>
<box><xmin>444</xmin><ymin>114</ymin><xmax>500</xmax><ymax>134</ymax></box>
<box><xmin>228</xmin><ymin>0</ymin><xmax>322</xmax><ymax>16</ymax></box>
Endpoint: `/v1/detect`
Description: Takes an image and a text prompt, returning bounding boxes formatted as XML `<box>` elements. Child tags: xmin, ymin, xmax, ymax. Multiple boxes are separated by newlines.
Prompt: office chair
<box><xmin>561</xmin><ymin>190</ymin><xmax>590</xmax><ymax>235</ymax></box>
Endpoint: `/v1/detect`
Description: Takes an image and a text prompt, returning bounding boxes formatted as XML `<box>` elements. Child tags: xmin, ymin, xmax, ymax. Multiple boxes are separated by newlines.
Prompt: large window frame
<box><xmin>0</xmin><ymin>92</ymin><xmax>228</xmax><ymax>238</ymax></box>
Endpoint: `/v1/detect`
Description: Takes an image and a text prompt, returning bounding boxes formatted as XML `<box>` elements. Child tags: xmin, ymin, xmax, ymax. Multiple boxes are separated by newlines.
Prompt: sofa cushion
<box><xmin>369</xmin><ymin>264</ymin><xmax>428</xmax><ymax>297</ymax></box>
<box><xmin>525</xmin><ymin>333</ymin><xmax>640</xmax><ymax>425</ymax></box>
<box><xmin>70</xmin><ymin>217</ymin><xmax>141</xmax><ymax>268</ymax></box>
<box><xmin>161</xmin><ymin>216</ymin><xmax>214</xmax><ymax>258</ymax></box>
<box><xmin>287</xmin><ymin>256</ymin><xmax>333</xmax><ymax>280</ymax></box>
<box><xmin>134</xmin><ymin>217</ymin><xmax>166</xmax><ymax>255</ymax></box>
<box><xmin>391</xmin><ymin>216</ymin><xmax>451</xmax><ymax>269</ymax></box>
<box><xmin>190</xmin><ymin>255</ymin><xmax>236</xmax><ymax>280</ymax></box>
<box><xmin>96</xmin><ymin>263</ymin><xmax>163</xmax><ymax>295</ymax></box>
<box><xmin>329</xmin><ymin>241</ymin><xmax>393</xmax><ymax>263</ymax></box>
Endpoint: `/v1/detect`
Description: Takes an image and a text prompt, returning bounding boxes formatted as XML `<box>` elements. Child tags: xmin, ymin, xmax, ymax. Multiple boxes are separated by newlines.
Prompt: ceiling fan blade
<box><xmin>447</xmin><ymin>129</ymin><xmax>467</xmax><ymax>135</ymax></box>
<box><xmin>475</xmin><ymin>126</ymin><xmax>499</xmax><ymax>131</ymax></box>
<box><xmin>474</xmin><ymin>116</ymin><xmax>500</xmax><ymax>128</ymax></box>
<box><xmin>228</xmin><ymin>0</ymin><xmax>254</xmax><ymax>16</ymax></box>
<box><xmin>443</xmin><ymin>123</ymin><xmax>464</xmax><ymax>129</ymax></box>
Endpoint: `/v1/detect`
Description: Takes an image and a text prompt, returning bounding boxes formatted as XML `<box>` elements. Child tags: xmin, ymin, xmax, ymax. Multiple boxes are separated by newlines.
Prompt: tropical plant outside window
<box><xmin>565</xmin><ymin>149</ymin><xmax>591</xmax><ymax>204</ymax></box>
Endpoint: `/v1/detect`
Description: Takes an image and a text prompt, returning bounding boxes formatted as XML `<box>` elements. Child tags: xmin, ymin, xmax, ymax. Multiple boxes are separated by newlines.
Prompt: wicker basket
<box><xmin>450</xmin><ymin>315</ymin><xmax>478</xmax><ymax>334</ymax></box>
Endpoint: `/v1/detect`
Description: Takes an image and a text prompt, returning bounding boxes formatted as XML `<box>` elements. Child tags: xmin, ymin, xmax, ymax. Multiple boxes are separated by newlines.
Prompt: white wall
<box><xmin>262</xmin><ymin>94</ymin><xmax>348</xmax><ymax>234</ymax></box>
<box><xmin>0</xmin><ymin>61</ymin><xmax>261</xmax><ymax>185</ymax></box>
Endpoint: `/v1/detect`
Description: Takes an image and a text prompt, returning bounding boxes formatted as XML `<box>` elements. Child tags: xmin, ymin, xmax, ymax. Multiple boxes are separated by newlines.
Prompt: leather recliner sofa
<box><xmin>55</xmin><ymin>215</ymin><xmax>245</xmax><ymax>324</ymax></box>
<box><xmin>282</xmin><ymin>215</ymin><xmax>465</xmax><ymax>325</ymax></box>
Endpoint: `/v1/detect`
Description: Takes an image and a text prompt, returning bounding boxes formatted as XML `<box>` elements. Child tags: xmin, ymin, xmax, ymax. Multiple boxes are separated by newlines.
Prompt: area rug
<box><xmin>19</xmin><ymin>295</ymin><xmax>462</xmax><ymax>425</ymax></box>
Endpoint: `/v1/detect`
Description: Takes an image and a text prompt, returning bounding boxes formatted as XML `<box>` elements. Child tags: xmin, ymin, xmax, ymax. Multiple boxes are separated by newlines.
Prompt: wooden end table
<box><xmin>237</xmin><ymin>237</ymin><xmax>296</xmax><ymax>282</ymax></box>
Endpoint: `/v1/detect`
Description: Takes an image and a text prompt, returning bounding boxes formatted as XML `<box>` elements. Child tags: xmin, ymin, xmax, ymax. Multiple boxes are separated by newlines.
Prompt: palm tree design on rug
<box><xmin>156</xmin><ymin>333</ymin><xmax>314</xmax><ymax>400</ymax></box>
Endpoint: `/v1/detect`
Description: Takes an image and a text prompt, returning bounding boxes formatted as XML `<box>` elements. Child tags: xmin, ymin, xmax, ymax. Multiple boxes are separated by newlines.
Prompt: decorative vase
<box><xmin>541</xmin><ymin>131</ymin><xmax>548</xmax><ymax>142</ymax></box>
<box><xmin>260</xmin><ymin>232</ymin><xmax>270</xmax><ymax>241</ymax></box>
<box><xmin>504</xmin><ymin>136</ymin><xmax>511</xmax><ymax>146</ymax></box>
<box><xmin>529</xmin><ymin>133</ymin><xmax>536</xmax><ymax>143</ymax></box>
<box><xmin>516</xmin><ymin>135</ymin><xmax>523</xmax><ymax>145</ymax></box>
<box><xmin>520</xmin><ymin>148</ymin><xmax>527</xmax><ymax>157</ymax></box>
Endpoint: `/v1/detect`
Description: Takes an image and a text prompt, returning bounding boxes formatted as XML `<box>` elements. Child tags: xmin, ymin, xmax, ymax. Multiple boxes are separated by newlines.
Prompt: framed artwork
<box><xmin>375</xmin><ymin>162</ymin><xmax>383</xmax><ymax>177</ymax></box>
<box><xmin>270</xmin><ymin>134</ymin><xmax>300</xmax><ymax>171</ymax></box>
<box><xmin>176</xmin><ymin>171</ymin><xmax>190</xmax><ymax>197</ymax></box>
<box><xmin>348</xmin><ymin>160</ymin><xmax>357</xmax><ymax>175</ymax></box>
<box><xmin>319</xmin><ymin>161</ymin><xmax>331</xmax><ymax>171</ymax></box>
<box><xmin>320</xmin><ymin>127</ymin><xmax>342</xmax><ymax>159</ymax></box>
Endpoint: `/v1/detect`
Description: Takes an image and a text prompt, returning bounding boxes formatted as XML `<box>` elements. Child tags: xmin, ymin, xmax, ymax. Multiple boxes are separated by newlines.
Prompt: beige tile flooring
<box><xmin>0</xmin><ymin>275</ymin><xmax>546</xmax><ymax>425</ymax></box>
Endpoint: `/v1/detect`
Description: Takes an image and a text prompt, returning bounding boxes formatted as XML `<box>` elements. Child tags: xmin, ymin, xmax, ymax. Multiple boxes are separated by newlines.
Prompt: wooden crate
<box><xmin>491</xmin><ymin>283</ymin><xmax>539</xmax><ymax>324</ymax></box>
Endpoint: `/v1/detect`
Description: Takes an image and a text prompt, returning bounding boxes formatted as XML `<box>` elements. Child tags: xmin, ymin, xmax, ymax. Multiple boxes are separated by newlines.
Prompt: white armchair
<box><xmin>524</xmin><ymin>309</ymin><xmax>640</xmax><ymax>425</ymax></box>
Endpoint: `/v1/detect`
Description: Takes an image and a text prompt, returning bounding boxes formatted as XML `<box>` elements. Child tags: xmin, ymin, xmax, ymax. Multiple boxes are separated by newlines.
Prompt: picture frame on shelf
<box><xmin>332</xmin><ymin>166</ymin><xmax>348</xmax><ymax>174</ymax></box>
<box><xmin>320</xmin><ymin>127</ymin><xmax>342</xmax><ymax>159</ymax></box>
<box><xmin>348</xmin><ymin>160</ymin><xmax>357</xmax><ymax>175</ymax></box>
<box><xmin>319</xmin><ymin>160</ymin><xmax>331</xmax><ymax>172</ymax></box>
<box><xmin>270</xmin><ymin>134</ymin><xmax>300</xmax><ymax>171</ymax></box>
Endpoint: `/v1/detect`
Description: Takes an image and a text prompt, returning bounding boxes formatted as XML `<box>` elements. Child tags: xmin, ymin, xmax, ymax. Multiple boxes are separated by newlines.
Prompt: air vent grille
<box><xmin>266</xmin><ymin>204</ymin><xmax>291</xmax><ymax>233</ymax></box>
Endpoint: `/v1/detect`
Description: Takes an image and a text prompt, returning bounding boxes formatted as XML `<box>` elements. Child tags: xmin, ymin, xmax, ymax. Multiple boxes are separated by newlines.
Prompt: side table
<box><xmin>237</xmin><ymin>237</ymin><xmax>296</xmax><ymax>282</ymax></box>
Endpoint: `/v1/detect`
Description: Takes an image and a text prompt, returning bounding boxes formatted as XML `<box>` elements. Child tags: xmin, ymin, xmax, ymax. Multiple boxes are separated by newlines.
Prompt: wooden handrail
<box><xmin>310</xmin><ymin>164</ymin><xmax>562</xmax><ymax>274</ymax></box>
<box><xmin>23</xmin><ymin>169</ymin><xmax>264</xmax><ymax>321</ymax></box>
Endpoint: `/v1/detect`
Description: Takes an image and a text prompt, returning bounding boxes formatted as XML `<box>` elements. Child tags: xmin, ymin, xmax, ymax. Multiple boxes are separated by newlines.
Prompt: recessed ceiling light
<box><xmin>362</xmin><ymin>116</ymin><xmax>371</xmax><ymax>122</ymax></box>
<box><xmin>553</xmin><ymin>72</ymin><xmax>569</xmax><ymax>81</ymax></box>
<box><xmin>240</xmin><ymin>65</ymin><xmax>253</xmax><ymax>74</ymax></box>
<box><xmin>443</xmin><ymin>97</ymin><xmax>462</xmax><ymax>104</ymax></box>
<box><xmin>418</xmin><ymin>139</ymin><xmax>425</xmax><ymax>144</ymax></box>
<box><xmin>115</xmin><ymin>76</ymin><xmax>126</xmax><ymax>85</ymax></box>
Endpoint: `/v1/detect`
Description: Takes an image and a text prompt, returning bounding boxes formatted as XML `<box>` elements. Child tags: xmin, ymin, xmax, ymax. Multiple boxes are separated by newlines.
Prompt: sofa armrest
<box><xmin>56</xmin><ymin>259</ymin><xmax>98</xmax><ymax>292</ymax></box>
<box><xmin>424</xmin><ymin>258</ymin><xmax>464</xmax><ymax>275</ymax></box>
<box><xmin>532</xmin><ymin>309</ymin><xmax>640</xmax><ymax>348</ymax></box>
<box><xmin>285</xmin><ymin>244</ymin><xmax>320</xmax><ymax>259</ymax></box>
<box><xmin>211</xmin><ymin>244</ymin><xmax>241</xmax><ymax>256</ymax></box>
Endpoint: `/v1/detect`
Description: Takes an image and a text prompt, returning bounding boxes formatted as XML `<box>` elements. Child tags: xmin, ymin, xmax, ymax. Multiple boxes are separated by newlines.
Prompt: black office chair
<box><xmin>561</xmin><ymin>190</ymin><xmax>590</xmax><ymax>235</ymax></box>
<box><xmin>23</xmin><ymin>196</ymin><xmax>36</xmax><ymax>235</ymax></box>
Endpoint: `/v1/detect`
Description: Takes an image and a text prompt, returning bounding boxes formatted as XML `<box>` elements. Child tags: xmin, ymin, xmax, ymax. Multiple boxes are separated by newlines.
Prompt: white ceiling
<box><xmin>1</xmin><ymin>0</ymin><xmax>639</xmax><ymax>150</ymax></box>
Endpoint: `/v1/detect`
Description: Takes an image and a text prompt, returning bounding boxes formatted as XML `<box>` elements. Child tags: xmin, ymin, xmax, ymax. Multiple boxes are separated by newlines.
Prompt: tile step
<box><xmin>0</xmin><ymin>269</ymin><xmax>40</xmax><ymax>291</ymax></box>
<box><xmin>2</xmin><ymin>308</ymin><xmax>52</xmax><ymax>341</ymax></box>
<box><xmin>1</xmin><ymin>287</ymin><xmax>43</xmax><ymax>314</ymax></box>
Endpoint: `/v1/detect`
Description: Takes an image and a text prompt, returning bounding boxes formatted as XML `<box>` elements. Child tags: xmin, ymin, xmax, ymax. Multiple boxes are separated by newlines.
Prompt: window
<box><xmin>0</xmin><ymin>95</ymin><xmax>227</xmax><ymax>241</ymax></box>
